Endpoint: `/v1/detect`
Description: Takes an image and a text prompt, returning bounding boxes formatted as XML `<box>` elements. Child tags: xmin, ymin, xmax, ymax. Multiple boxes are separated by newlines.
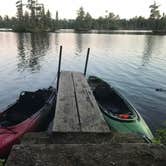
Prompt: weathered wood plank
<box><xmin>52</xmin><ymin>71</ymin><xmax>80</xmax><ymax>132</ymax></box>
<box><xmin>72</xmin><ymin>72</ymin><xmax>110</xmax><ymax>132</ymax></box>
<box><xmin>53</xmin><ymin>71</ymin><xmax>110</xmax><ymax>135</ymax></box>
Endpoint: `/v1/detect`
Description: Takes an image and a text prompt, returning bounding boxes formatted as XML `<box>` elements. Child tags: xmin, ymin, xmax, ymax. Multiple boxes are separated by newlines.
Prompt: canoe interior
<box><xmin>88</xmin><ymin>76</ymin><xmax>137</xmax><ymax>121</ymax></box>
<box><xmin>0</xmin><ymin>87</ymin><xmax>54</xmax><ymax>127</ymax></box>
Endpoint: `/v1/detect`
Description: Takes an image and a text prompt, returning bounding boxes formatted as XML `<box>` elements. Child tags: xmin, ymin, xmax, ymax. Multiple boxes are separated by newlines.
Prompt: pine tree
<box><xmin>149</xmin><ymin>1</ymin><xmax>161</xmax><ymax>19</ymax></box>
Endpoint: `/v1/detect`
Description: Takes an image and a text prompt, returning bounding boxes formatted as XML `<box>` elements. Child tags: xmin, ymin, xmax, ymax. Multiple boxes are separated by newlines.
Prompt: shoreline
<box><xmin>1</xmin><ymin>29</ymin><xmax>166</xmax><ymax>35</ymax></box>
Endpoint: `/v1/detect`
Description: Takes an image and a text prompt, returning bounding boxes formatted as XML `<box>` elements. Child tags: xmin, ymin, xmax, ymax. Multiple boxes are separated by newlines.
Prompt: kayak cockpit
<box><xmin>0</xmin><ymin>88</ymin><xmax>53</xmax><ymax>127</ymax></box>
<box><xmin>88</xmin><ymin>76</ymin><xmax>137</xmax><ymax>121</ymax></box>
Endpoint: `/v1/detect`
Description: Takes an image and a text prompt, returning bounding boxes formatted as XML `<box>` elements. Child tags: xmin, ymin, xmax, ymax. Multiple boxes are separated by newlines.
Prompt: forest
<box><xmin>0</xmin><ymin>0</ymin><xmax>165</xmax><ymax>32</ymax></box>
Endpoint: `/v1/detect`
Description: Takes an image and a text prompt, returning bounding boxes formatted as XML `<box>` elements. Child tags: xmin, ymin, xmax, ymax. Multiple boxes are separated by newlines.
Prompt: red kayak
<box><xmin>0</xmin><ymin>87</ymin><xmax>56</xmax><ymax>157</ymax></box>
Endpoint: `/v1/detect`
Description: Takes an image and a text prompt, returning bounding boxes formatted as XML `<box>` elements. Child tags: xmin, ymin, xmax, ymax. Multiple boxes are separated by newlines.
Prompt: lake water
<box><xmin>0</xmin><ymin>32</ymin><xmax>166</xmax><ymax>132</ymax></box>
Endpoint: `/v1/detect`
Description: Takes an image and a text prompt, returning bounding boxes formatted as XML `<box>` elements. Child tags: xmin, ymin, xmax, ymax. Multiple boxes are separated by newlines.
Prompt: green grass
<box><xmin>153</xmin><ymin>129</ymin><xmax>166</xmax><ymax>145</ymax></box>
<box><xmin>0</xmin><ymin>159</ymin><xmax>5</xmax><ymax>166</ymax></box>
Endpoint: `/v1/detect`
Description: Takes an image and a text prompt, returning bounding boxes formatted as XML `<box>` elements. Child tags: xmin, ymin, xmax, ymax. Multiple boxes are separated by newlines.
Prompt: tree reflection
<box><xmin>142</xmin><ymin>36</ymin><xmax>154</xmax><ymax>66</ymax></box>
<box><xmin>142</xmin><ymin>35</ymin><xmax>164</xmax><ymax>66</ymax></box>
<box><xmin>54</xmin><ymin>33</ymin><xmax>59</xmax><ymax>52</ymax></box>
<box><xmin>75</xmin><ymin>33</ymin><xmax>83</xmax><ymax>53</ymax></box>
<box><xmin>17</xmin><ymin>33</ymin><xmax>50</xmax><ymax>72</ymax></box>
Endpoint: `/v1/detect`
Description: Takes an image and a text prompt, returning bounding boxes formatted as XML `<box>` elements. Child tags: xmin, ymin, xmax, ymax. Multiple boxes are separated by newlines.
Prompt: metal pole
<box><xmin>84</xmin><ymin>48</ymin><xmax>90</xmax><ymax>76</ymax></box>
<box><xmin>57</xmin><ymin>45</ymin><xmax>62</xmax><ymax>90</ymax></box>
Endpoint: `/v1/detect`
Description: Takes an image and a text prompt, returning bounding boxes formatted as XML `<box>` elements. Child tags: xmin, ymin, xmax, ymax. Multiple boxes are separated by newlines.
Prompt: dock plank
<box><xmin>72</xmin><ymin>72</ymin><xmax>110</xmax><ymax>132</ymax></box>
<box><xmin>52</xmin><ymin>71</ymin><xmax>110</xmax><ymax>142</ymax></box>
<box><xmin>52</xmin><ymin>71</ymin><xmax>80</xmax><ymax>132</ymax></box>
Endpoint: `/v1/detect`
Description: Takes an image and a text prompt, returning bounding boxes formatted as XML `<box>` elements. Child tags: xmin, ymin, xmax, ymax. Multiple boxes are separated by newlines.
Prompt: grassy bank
<box><xmin>154</xmin><ymin>129</ymin><xmax>166</xmax><ymax>145</ymax></box>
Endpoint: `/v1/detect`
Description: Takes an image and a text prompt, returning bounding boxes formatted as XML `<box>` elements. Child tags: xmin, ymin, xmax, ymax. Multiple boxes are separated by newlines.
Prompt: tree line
<box><xmin>0</xmin><ymin>1</ymin><xmax>166</xmax><ymax>32</ymax></box>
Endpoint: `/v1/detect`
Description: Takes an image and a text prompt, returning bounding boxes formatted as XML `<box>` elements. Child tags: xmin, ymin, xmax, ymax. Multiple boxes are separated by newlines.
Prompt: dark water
<box><xmin>0</xmin><ymin>32</ymin><xmax>166</xmax><ymax>132</ymax></box>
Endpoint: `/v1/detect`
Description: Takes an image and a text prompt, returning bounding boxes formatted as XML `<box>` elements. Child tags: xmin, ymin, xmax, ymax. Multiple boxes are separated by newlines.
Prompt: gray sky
<box><xmin>1</xmin><ymin>0</ymin><xmax>166</xmax><ymax>19</ymax></box>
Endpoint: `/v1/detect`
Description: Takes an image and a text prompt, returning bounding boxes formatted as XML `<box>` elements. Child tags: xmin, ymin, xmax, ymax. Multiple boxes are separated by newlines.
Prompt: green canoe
<box><xmin>88</xmin><ymin>76</ymin><xmax>154</xmax><ymax>141</ymax></box>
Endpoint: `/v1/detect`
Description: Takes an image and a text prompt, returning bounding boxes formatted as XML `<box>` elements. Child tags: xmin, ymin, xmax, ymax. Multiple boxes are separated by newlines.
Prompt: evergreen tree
<box><xmin>45</xmin><ymin>10</ymin><xmax>52</xmax><ymax>29</ymax></box>
<box><xmin>75</xmin><ymin>7</ymin><xmax>92</xmax><ymax>30</ymax></box>
<box><xmin>54</xmin><ymin>11</ymin><xmax>59</xmax><ymax>30</ymax></box>
<box><xmin>76</xmin><ymin>7</ymin><xmax>85</xmax><ymax>21</ymax></box>
<box><xmin>149</xmin><ymin>1</ymin><xmax>161</xmax><ymax>30</ymax></box>
<box><xmin>24</xmin><ymin>11</ymin><xmax>30</xmax><ymax>28</ymax></box>
<box><xmin>75</xmin><ymin>7</ymin><xmax>85</xmax><ymax>30</ymax></box>
<box><xmin>84</xmin><ymin>12</ymin><xmax>92</xmax><ymax>29</ymax></box>
<box><xmin>149</xmin><ymin>1</ymin><xmax>161</xmax><ymax>19</ymax></box>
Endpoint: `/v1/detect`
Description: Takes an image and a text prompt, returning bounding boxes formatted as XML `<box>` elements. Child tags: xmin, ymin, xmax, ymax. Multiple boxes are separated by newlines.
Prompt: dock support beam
<box><xmin>84</xmin><ymin>48</ymin><xmax>90</xmax><ymax>76</ymax></box>
<box><xmin>57</xmin><ymin>45</ymin><xmax>62</xmax><ymax>90</ymax></box>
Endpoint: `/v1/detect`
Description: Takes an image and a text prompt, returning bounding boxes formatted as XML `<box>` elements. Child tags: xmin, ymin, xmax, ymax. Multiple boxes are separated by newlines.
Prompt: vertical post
<box><xmin>57</xmin><ymin>45</ymin><xmax>62</xmax><ymax>90</ymax></box>
<box><xmin>84</xmin><ymin>48</ymin><xmax>90</xmax><ymax>76</ymax></box>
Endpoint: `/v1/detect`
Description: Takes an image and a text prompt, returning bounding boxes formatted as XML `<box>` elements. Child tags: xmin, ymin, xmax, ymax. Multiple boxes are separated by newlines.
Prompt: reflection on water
<box><xmin>142</xmin><ymin>35</ymin><xmax>165</xmax><ymax>66</ymax></box>
<box><xmin>17</xmin><ymin>33</ymin><xmax>50</xmax><ymax>72</ymax></box>
<box><xmin>54</xmin><ymin>33</ymin><xmax>59</xmax><ymax>52</ymax></box>
<box><xmin>142</xmin><ymin>36</ymin><xmax>154</xmax><ymax>66</ymax></box>
<box><xmin>75</xmin><ymin>33</ymin><xmax>83</xmax><ymax>53</ymax></box>
<box><xmin>0</xmin><ymin>32</ymin><xmax>166</xmax><ymax>132</ymax></box>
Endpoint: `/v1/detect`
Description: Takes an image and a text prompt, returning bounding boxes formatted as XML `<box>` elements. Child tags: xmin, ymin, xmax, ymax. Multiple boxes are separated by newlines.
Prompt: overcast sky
<box><xmin>1</xmin><ymin>0</ymin><xmax>166</xmax><ymax>19</ymax></box>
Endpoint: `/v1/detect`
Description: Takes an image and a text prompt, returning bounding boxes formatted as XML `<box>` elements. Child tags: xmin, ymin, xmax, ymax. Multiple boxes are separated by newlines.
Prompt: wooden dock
<box><xmin>52</xmin><ymin>71</ymin><xmax>111</xmax><ymax>143</ymax></box>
